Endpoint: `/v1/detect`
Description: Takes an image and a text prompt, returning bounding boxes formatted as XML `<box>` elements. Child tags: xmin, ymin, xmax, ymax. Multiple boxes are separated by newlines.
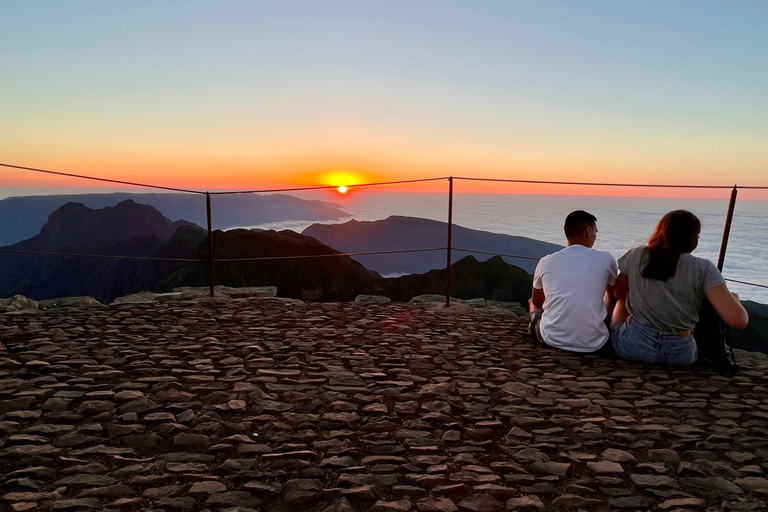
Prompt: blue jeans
<box><xmin>611</xmin><ymin>317</ymin><xmax>697</xmax><ymax>366</ymax></box>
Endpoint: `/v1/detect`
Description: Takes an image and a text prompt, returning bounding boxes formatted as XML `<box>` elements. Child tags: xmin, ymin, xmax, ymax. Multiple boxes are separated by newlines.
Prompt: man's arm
<box><xmin>530</xmin><ymin>287</ymin><xmax>545</xmax><ymax>312</ymax></box>
<box><xmin>613</xmin><ymin>274</ymin><xmax>628</xmax><ymax>300</ymax></box>
<box><xmin>530</xmin><ymin>258</ymin><xmax>546</xmax><ymax>313</ymax></box>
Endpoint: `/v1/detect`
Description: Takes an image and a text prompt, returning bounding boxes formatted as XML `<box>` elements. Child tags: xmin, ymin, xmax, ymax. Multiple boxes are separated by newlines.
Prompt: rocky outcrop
<box><xmin>38</xmin><ymin>297</ymin><xmax>102</xmax><ymax>309</ymax></box>
<box><xmin>384</xmin><ymin>255</ymin><xmax>532</xmax><ymax>305</ymax></box>
<box><xmin>112</xmin><ymin>286</ymin><xmax>278</xmax><ymax>304</ymax></box>
<box><xmin>1</xmin><ymin>298</ymin><xmax>767</xmax><ymax>511</ymax></box>
<box><xmin>0</xmin><ymin>295</ymin><xmax>38</xmax><ymax>313</ymax></box>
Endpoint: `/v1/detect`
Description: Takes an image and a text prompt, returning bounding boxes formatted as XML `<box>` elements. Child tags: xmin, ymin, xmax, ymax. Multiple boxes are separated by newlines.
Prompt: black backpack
<box><xmin>694</xmin><ymin>298</ymin><xmax>738</xmax><ymax>374</ymax></box>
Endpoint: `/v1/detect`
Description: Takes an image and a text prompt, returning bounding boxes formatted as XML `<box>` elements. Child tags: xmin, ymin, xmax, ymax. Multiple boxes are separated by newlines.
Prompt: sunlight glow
<box><xmin>337</xmin><ymin>185</ymin><xmax>348</xmax><ymax>194</ymax></box>
<box><xmin>322</xmin><ymin>171</ymin><xmax>370</xmax><ymax>187</ymax></box>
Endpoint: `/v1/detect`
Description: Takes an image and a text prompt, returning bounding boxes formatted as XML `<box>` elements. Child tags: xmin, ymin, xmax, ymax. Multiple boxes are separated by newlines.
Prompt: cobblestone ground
<box><xmin>2</xmin><ymin>297</ymin><xmax>768</xmax><ymax>512</ymax></box>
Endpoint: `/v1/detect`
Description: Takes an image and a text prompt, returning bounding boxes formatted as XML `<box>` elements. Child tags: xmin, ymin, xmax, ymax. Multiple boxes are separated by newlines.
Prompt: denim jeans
<box><xmin>611</xmin><ymin>317</ymin><xmax>697</xmax><ymax>366</ymax></box>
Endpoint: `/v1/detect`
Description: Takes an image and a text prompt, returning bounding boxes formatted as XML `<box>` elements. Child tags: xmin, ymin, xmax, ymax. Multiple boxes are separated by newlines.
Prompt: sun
<box><xmin>337</xmin><ymin>185</ymin><xmax>348</xmax><ymax>194</ymax></box>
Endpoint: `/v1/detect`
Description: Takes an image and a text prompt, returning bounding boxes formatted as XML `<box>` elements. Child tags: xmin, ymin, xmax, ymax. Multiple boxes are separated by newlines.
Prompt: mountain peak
<box><xmin>15</xmin><ymin>200</ymin><xmax>183</xmax><ymax>253</ymax></box>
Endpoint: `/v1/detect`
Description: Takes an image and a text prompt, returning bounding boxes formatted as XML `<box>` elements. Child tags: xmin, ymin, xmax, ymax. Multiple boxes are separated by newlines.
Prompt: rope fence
<box><xmin>1</xmin><ymin>161</ymin><xmax>767</xmax><ymax>299</ymax></box>
<box><xmin>725</xmin><ymin>278</ymin><xmax>768</xmax><ymax>290</ymax></box>
<box><xmin>452</xmin><ymin>248</ymin><xmax>542</xmax><ymax>262</ymax></box>
<box><xmin>0</xmin><ymin>249</ymin><xmax>205</xmax><ymax>262</ymax></box>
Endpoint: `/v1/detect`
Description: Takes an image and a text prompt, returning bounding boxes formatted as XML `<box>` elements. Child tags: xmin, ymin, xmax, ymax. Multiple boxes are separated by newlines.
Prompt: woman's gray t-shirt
<box><xmin>618</xmin><ymin>247</ymin><xmax>725</xmax><ymax>333</ymax></box>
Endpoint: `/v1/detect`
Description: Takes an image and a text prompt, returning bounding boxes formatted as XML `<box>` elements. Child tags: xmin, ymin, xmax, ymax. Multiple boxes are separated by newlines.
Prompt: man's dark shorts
<box><xmin>528</xmin><ymin>310</ymin><xmax>546</xmax><ymax>344</ymax></box>
<box><xmin>527</xmin><ymin>310</ymin><xmax>613</xmax><ymax>357</ymax></box>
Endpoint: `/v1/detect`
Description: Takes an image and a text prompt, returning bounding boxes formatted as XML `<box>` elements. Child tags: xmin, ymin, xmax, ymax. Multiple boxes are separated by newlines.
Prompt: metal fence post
<box><xmin>206</xmin><ymin>192</ymin><xmax>214</xmax><ymax>297</ymax></box>
<box><xmin>445</xmin><ymin>176</ymin><xmax>454</xmax><ymax>307</ymax></box>
<box><xmin>717</xmin><ymin>185</ymin><xmax>738</xmax><ymax>272</ymax></box>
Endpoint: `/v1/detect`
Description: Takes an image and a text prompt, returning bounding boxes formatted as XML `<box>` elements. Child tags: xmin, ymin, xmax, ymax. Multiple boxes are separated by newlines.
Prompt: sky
<box><xmin>1</xmin><ymin>1</ymin><xmax>767</xmax><ymax>198</ymax></box>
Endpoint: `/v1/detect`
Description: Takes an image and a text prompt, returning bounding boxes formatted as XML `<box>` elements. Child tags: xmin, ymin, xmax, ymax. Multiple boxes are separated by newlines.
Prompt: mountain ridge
<box><xmin>0</xmin><ymin>192</ymin><xmax>347</xmax><ymax>246</ymax></box>
<box><xmin>303</xmin><ymin>215</ymin><xmax>562</xmax><ymax>275</ymax></box>
<box><xmin>0</xmin><ymin>200</ymin><xmax>534</xmax><ymax>304</ymax></box>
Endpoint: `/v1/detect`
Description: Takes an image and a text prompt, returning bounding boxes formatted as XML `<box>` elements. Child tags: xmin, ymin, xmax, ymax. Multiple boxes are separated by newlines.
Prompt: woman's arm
<box><xmin>705</xmin><ymin>284</ymin><xmax>749</xmax><ymax>329</ymax></box>
<box><xmin>614</xmin><ymin>273</ymin><xmax>628</xmax><ymax>300</ymax></box>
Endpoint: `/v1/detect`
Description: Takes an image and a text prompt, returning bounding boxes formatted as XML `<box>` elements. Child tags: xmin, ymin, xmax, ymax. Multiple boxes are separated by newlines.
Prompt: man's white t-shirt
<box><xmin>533</xmin><ymin>244</ymin><xmax>618</xmax><ymax>352</ymax></box>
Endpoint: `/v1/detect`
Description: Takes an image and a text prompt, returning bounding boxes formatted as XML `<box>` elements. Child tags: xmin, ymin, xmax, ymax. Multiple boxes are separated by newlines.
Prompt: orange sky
<box><xmin>3</xmin><ymin>162</ymin><xmax>766</xmax><ymax>201</ymax></box>
<box><xmin>2</xmin><ymin>150</ymin><xmax>766</xmax><ymax>200</ymax></box>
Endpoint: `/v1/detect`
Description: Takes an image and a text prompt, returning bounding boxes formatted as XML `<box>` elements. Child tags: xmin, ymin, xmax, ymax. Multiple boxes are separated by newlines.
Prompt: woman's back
<box><xmin>619</xmin><ymin>246</ymin><xmax>724</xmax><ymax>333</ymax></box>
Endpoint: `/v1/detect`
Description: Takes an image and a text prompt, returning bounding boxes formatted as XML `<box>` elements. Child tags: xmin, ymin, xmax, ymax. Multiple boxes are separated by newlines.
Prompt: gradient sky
<box><xmin>1</xmin><ymin>1</ymin><xmax>767</xmax><ymax>197</ymax></box>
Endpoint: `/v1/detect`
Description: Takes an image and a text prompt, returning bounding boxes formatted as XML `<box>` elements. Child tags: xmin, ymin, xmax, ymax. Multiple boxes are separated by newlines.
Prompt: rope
<box><xmin>4</xmin><ymin>160</ymin><xmax>768</xmax><ymax>294</ymax></box>
<box><xmin>212</xmin><ymin>247</ymin><xmax>446</xmax><ymax>262</ymax></box>
<box><xmin>0</xmin><ymin>162</ymin><xmax>204</xmax><ymax>194</ymax></box>
<box><xmin>724</xmin><ymin>278</ymin><xmax>768</xmax><ymax>290</ymax></box>
<box><xmin>0</xmin><ymin>247</ymin><xmax>446</xmax><ymax>263</ymax></box>
<box><xmin>208</xmin><ymin>177</ymin><xmax>450</xmax><ymax>195</ymax></box>
<box><xmin>453</xmin><ymin>176</ymin><xmax>743</xmax><ymax>189</ymax></box>
<box><xmin>452</xmin><ymin>247</ymin><xmax>542</xmax><ymax>261</ymax></box>
<box><xmin>0</xmin><ymin>249</ymin><xmax>205</xmax><ymax>262</ymax></box>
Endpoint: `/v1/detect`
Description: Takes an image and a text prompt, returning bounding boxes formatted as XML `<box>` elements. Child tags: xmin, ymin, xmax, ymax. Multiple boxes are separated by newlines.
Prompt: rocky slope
<box><xmin>158</xmin><ymin>228</ymin><xmax>383</xmax><ymax>302</ymax></box>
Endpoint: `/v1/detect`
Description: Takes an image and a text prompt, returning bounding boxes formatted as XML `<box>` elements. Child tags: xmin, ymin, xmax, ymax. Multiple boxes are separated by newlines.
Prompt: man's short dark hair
<box><xmin>564</xmin><ymin>210</ymin><xmax>597</xmax><ymax>239</ymax></box>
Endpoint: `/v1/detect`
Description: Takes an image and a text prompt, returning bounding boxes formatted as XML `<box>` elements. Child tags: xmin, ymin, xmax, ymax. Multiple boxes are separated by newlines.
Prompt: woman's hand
<box><xmin>706</xmin><ymin>284</ymin><xmax>749</xmax><ymax>329</ymax></box>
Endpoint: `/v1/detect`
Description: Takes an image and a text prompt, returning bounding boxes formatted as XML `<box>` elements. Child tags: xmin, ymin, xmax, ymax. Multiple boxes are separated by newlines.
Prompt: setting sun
<box><xmin>293</xmin><ymin>170</ymin><xmax>383</xmax><ymax>190</ymax></box>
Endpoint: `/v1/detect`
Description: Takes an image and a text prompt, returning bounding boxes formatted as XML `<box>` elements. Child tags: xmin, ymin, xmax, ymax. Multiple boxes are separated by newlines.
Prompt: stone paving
<box><xmin>2</xmin><ymin>297</ymin><xmax>768</xmax><ymax>512</ymax></box>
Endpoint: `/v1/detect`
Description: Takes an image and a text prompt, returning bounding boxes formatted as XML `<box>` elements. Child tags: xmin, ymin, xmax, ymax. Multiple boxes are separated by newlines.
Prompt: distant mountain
<box><xmin>303</xmin><ymin>216</ymin><xmax>562</xmax><ymax>275</ymax></box>
<box><xmin>0</xmin><ymin>200</ymin><xmax>204</xmax><ymax>302</ymax></box>
<box><xmin>743</xmin><ymin>300</ymin><xmax>768</xmax><ymax>318</ymax></box>
<box><xmin>16</xmin><ymin>200</ymin><xmax>187</xmax><ymax>253</ymax></box>
<box><xmin>0</xmin><ymin>192</ymin><xmax>346</xmax><ymax>246</ymax></box>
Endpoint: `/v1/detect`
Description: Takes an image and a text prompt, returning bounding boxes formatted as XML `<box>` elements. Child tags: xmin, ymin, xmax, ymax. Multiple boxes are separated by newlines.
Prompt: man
<box><xmin>528</xmin><ymin>210</ymin><xmax>618</xmax><ymax>353</ymax></box>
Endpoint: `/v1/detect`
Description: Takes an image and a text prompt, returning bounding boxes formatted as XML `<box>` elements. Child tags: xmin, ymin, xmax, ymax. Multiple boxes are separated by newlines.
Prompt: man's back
<box><xmin>534</xmin><ymin>245</ymin><xmax>617</xmax><ymax>352</ymax></box>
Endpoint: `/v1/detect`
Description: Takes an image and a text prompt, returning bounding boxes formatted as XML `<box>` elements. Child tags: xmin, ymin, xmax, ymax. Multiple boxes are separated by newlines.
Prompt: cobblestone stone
<box><xmin>2</xmin><ymin>297</ymin><xmax>768</xmax><ymax>511</ymax></box>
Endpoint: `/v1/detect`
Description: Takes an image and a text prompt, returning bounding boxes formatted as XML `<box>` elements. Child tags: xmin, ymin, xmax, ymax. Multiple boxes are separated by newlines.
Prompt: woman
<box><xmin>611</xmin><ymin>210</ymin><xmax>748</xmax><ymax>365</ymax></box>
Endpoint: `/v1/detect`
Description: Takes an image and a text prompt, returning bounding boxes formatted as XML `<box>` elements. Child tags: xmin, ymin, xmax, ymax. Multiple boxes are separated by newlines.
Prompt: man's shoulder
<box><xmin>574</xmin><ymin>245</ymin><xmax>616</xmax><ymax>263</ymax></box>
<box><xmin>593</xmin><ymin>248</ymin><xmax>617</xmax><ymax>263</ymax></box>
<box><xmin>540</xmin><ymin>245</ymin><xmax>615</xmax><ymax>268</ymax></box>
<box><xmin>537</xmin><ymin>247</ymin><xmax>568</xmax><ymax>267</ymax></box>
<box><xmin>576</xmin><ymin>247</ymin><xmax>618</xmax><ymax>274</ymax></box>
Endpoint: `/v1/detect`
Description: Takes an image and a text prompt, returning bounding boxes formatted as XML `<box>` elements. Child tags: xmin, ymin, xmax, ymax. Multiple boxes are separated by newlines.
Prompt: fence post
<box><xmin>206</xmin><ymin>192</ymin><xmax>215</xmax><ymax>297</ymax></box>
<box><xmin>716</xmin><ymin>185</ymin><xmax>738</xmax><ymax>272</ymax></box>
<box><xmin>445</xmin><ymin>176</ymin><xmax>454</xmax><ymax>307</ymax></box>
